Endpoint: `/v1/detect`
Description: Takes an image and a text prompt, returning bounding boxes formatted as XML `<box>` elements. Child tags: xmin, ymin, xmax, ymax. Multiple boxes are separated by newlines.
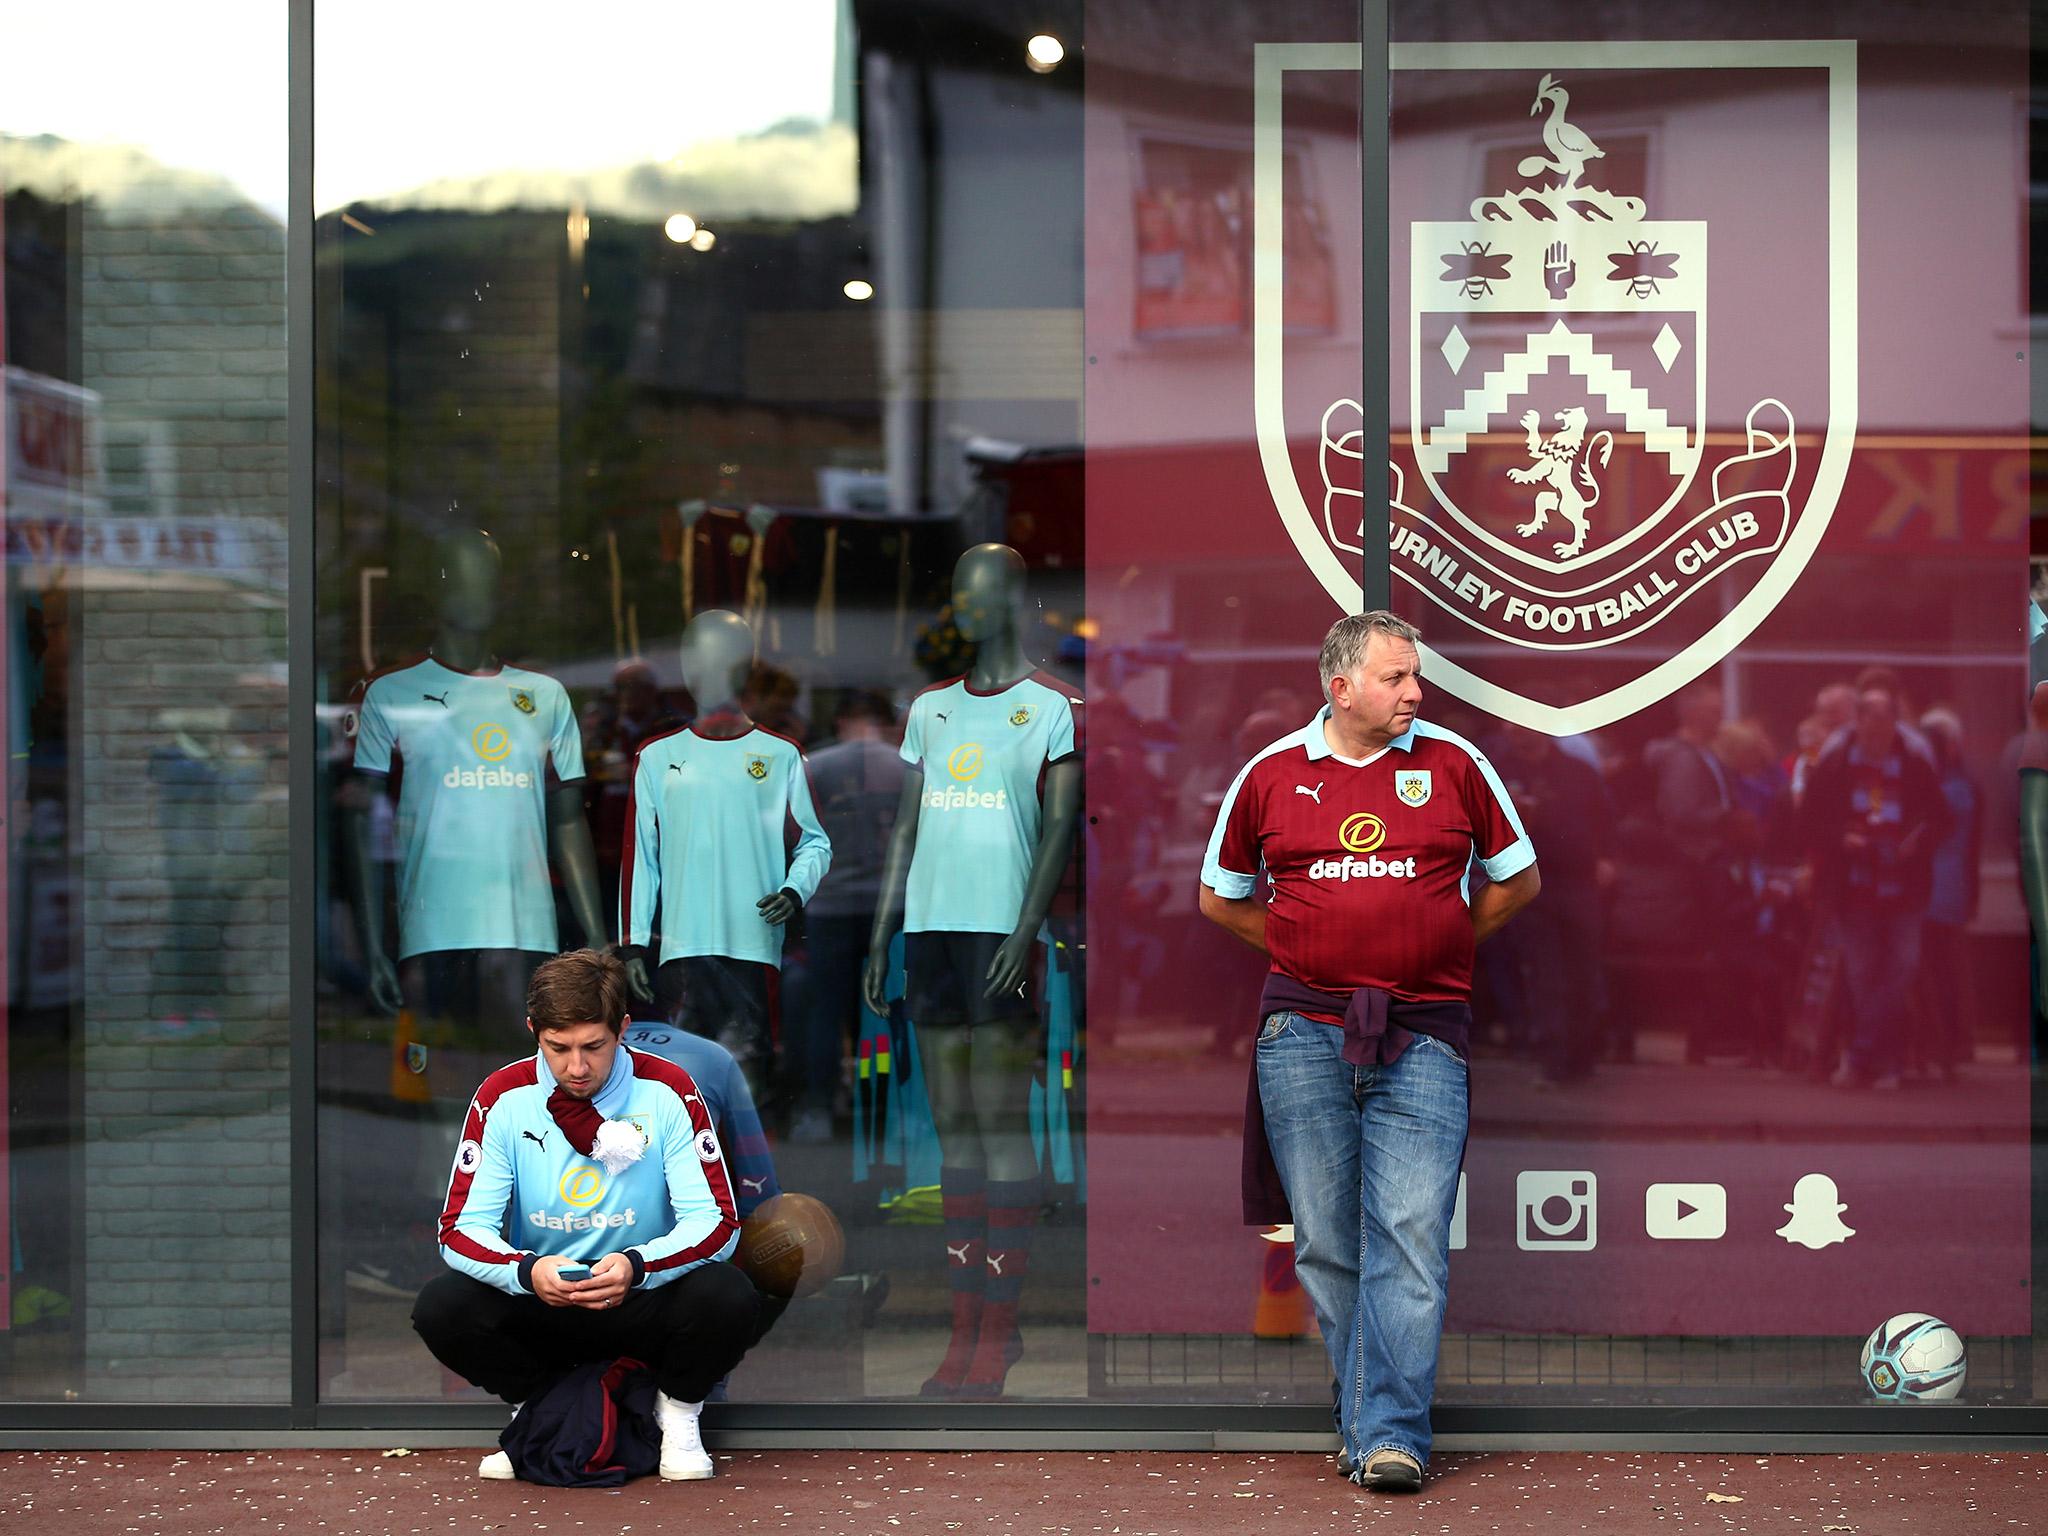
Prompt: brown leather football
<box><xmin>735</xmin><ymin>1192</ymin><xmax>845</xmax><ymax>1299</ymax></box>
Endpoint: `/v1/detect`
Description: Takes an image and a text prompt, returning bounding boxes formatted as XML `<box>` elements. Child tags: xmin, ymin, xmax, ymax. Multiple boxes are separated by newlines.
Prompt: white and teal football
<box><xmin>1860</xmin><ymin>1313</ymin><xmax>1966</xmax><ymax>1401</ymax></box>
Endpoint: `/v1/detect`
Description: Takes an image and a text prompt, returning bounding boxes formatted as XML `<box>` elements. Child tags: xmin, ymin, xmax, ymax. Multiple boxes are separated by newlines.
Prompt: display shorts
<box><xmin>655</xmin><ymin>955</ymin><xmax>773</xmax><ymax>1077</ymax></box>
<box><xmin>905</xmin><ymin>929</ymin><xmax>1042</xmax><ymax>1029</ymax></box>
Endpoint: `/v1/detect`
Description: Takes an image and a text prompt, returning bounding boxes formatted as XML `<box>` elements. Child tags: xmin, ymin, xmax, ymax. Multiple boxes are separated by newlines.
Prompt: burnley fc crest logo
<box><xmin>1257</xmin><ymin>42</ymin><xmax>1857</xmax><ymax>733</ymax></box>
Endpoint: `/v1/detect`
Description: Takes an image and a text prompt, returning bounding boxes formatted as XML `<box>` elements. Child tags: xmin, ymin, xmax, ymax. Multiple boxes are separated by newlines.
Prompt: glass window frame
<box><xmin>2</xmin><ymin>0</ymin><xmax>2043</xmax><ymax>1442</ymax></box>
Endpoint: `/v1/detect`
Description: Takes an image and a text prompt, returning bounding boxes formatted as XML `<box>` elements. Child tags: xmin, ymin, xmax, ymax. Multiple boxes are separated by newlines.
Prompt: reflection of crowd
<box><xmin>1469</xmin><ymin>666</ymin><xmax>1983</xmax><ymax>1088</ymax></box>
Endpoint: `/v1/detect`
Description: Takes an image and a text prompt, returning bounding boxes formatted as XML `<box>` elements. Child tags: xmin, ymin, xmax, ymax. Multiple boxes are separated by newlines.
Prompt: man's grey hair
<box><xmin>1318</xmin><ymin>611</ymin><xmax>1421</xmax><ymax>702</ymax></box>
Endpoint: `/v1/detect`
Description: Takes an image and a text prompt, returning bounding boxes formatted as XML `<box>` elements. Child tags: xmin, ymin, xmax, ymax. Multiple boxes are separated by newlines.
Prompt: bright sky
<box><xmin>0</xmin><ymin>0</ymin><xmax>843</xmax><ymax>219</ymax></box>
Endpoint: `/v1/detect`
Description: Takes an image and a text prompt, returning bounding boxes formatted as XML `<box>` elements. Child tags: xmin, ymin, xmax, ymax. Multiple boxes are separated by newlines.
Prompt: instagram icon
<box><xmin>1516</xmin><ymin>1171</ymin><xmax>1598</xmax><ymax>1251</ymax></box>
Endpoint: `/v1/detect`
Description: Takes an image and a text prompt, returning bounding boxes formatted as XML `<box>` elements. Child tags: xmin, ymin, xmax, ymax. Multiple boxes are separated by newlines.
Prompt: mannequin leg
<box><xmin>961</xmin><ymin>1016</ymin><xmax>1042</xmax><ymax>1397</ymax></box>
<box><xmin>919</xmin><ymin>1019</ymin><xmax>986</xmax><ymax>1395</ymax></box>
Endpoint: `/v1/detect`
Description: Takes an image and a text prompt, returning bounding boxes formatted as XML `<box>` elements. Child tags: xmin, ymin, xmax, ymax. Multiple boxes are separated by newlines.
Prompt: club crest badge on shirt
<box><xmin>1009</xmin><ymin>706</ymin><xmax>1032</xmax><ymax>727</ymax></box>
<box><xmin>1396</xmin><ymin>770</ymin><xmax>1433</xmax><ymax>809</ymax></box>
<box><xmin>746</xmin><ymin>755</ymin><xmax>769</xmax><ymax>780</ymax></box>
<box><xmin>510</xmin><ymin>688</ymin><xmax>537</xmax><ymax>715</ymax></box>
<box><xmin>405</xmin><ymin>1041</ymin><xmax>429</xmax><ymax>1075</ymax></box>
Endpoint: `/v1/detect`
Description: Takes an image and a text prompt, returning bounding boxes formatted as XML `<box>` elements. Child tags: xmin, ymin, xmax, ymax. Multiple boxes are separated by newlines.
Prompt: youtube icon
<box><xmin>1645</xmin><ymin>1183</ymin><xmax>1727</xmax><ymax>1241</ymax></box>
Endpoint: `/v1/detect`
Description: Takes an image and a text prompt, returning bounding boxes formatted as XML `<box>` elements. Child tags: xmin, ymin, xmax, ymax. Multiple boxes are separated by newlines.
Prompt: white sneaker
<box><xmin>656</xmin><ymin>1392</ymin><xmax>713</xmax><ymax>1481</ymax></box>
<box><xmin>479</xmin><ymin>1401</ymin><xmax>521</xmax><ymax>1480</ymax></box>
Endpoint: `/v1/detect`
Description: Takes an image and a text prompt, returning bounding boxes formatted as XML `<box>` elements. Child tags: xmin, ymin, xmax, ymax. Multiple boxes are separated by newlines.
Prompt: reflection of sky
<box><xmin>0</xmin><ymin>1</ymin><xmax>286</xmax><ymax>215</ymax></box>
<box><xmin>0</xmin><ymin>1</ymin><xmax>841</xmax><ymax>221</ymax></box>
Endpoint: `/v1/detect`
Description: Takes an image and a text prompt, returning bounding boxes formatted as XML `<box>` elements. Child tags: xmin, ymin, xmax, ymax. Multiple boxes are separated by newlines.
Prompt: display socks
<box><xmin>921</xmin><ymin>1167</ymin><xmax>987</xmax><ymax>1396</ymax></box>
<box><xmin>961</xmin><ymin>1178</ymin><xmax>1038</xmax><ymax>1396</ymax></box>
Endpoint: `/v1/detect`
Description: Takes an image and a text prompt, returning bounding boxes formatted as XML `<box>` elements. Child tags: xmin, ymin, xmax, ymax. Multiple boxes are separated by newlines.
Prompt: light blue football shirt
<box><xmin>353</xmin><ymin>657</ymin><xmax>584</xmax><ymax>959</ymax></box>
<box><xmin>900</xmin><ymin>673</ymin><xmax>1081</xmax><ymax>935</ymax></box>
<box><xmin>623</xmin><ymin>726</ymin><xmax>832</xmax><ymax>966</ymax></box>
<box><xmin>439</xmin><ymin>1045</ymin><xmax>738</xmax><ymax>1295</ymax></box>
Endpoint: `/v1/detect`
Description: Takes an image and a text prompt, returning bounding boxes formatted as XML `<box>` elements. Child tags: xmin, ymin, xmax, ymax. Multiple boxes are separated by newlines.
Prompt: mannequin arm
<box><xmin>983</xmin><ymin>756</ymin><xmax>1081</xmax><ymax>999</ymax></box>
<box><xmin>547</xmin><ymin>782</ymin><xmax>608</xmax><ymax>951</ymax></box>
<box><xmin>862</xmin><ymin>768</ymin><xmax>925</xmax><ymax>1014</ymax></box>
<box><xmin>338</xmin><ymin>775</ymin><xmax>403</xmax><ymax>1013</ymax></box>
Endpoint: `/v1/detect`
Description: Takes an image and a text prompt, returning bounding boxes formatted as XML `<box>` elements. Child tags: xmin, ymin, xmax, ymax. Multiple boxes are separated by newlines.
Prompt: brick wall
<box><xmin>73</xmin><ymin>197</ymin><xmax>290</xmax><ymax>1399</ymax></box>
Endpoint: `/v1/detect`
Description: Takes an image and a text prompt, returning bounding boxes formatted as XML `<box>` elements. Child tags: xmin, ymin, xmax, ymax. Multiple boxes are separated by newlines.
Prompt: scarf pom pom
<box><xmin>593</xmin><ymin>1118</ymin><xmax>648</xmax><ymax>1176</ymax></box>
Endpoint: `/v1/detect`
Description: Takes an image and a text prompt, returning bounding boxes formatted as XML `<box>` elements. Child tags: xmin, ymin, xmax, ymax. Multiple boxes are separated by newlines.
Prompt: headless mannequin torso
<box><xmin>620</xmin><ymin>610</ymin><xmax>803</xmax><ymax>1006</ymax></box>
<box><xmin>863</xmin><ymin>544</ymin><xmax>1081</xmax><ymax>1008</ymax></box>
<box><xmin>344</xmin><ymin>529</ymin><xmax>608</xmax><ymax>1013</ymax></box>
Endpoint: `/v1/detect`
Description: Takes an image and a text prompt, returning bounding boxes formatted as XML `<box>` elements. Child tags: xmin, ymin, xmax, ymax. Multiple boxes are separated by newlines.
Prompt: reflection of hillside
<box><xmin>0</xmin><ymin>132</ymin><xmax>281</xmax><ymax>223</ymax></box>
<box><xmin>325</xmin><ymin>120</ymin><xmax>857</xmax><ymax>223</ymax></box>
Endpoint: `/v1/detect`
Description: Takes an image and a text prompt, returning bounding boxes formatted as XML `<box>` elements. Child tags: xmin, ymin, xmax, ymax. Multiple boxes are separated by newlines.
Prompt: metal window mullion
<box><xmin>1359</xmin><ymin>0</ymin><xmax>1390</xmax><ymax>612</ymax></box>
<box><xmin>287</xmin><ymin>0</ymin><xmax>319</xmax><ymax>1430</ymax></box>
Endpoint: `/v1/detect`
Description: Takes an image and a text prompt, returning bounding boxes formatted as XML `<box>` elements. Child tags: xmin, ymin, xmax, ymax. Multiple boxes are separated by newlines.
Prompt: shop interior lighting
<box><xmin>843</xmin><ymin>278</ymin><xmax>875</xmax><ymax>301</ymax></box>
<box><xmin>690</xmin><ymin>227</ymin><xmax>717</xmax><ymax>252</ymax></box>
<box><xmin>1026</xmin><ymin>34</ymin><xmax>1064</xmax><ymax>72</ymax></box>
<box><xmin>664</xmin><ymin>212</ymin><xmax>699</xmax><ymax>243</ymax></box>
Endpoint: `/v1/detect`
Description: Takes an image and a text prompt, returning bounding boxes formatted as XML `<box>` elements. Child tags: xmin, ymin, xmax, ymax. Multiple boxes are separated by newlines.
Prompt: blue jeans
<box><xmin>1830</xmin><ymin>907</ymin><xmax>1923</xmax><ymax>1077</ymax></box>
<box><xmin>1255</xmin><ymin>1010</ymin><xmax>1467</xmax><ymax>1469</ymax></box>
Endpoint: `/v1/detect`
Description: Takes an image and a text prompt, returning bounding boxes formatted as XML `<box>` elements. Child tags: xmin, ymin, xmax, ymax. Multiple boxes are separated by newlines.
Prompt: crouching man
<box><xmin>412</xmin><ymin>948</ymin><xmax>780</xmax><ymax>1482</ymax></box>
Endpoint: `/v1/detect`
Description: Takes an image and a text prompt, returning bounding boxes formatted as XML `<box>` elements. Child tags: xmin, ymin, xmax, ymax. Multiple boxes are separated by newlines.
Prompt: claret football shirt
<box><xmin>900</xmin><ymin>672</ymin><xmax>1082</xmax><ymax>935</ymax></box>
<box><xmin>352</xmin><ymin>657</ymin><xmax>584</xmax><ymax>959</ymax></box>
<box><xmin>621</xmin><ymin>725</ymin><xmax>831</xmax><ymax>967</ymax></box>
<box><xmin>1203</xmin><ymin>707</ymin><xmax>1533</xmax><ymax>1002</ymax></box>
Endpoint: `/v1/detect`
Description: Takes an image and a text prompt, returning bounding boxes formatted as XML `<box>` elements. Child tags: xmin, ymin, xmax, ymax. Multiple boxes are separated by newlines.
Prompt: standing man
<box><xmin>1799</xmin><ymin>675</ymin><xmax>1948</xmax><ymax>1090</ymax></box>
<box><xmin>1199</xmin><ymin>613</ymin><xmax>1539</xmax><ymax>1492</ymax></box>
<box><xmin>412</xmin><ymin>949</ymin><xmax>783</xmax><ymax>1483</ymax></box>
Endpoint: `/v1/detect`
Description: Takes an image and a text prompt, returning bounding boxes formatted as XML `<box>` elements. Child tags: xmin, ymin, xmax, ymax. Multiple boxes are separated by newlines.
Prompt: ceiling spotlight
<box><xmin>690</xmin><ymin>228</ymin><xmax>716</xmax><ymax>252</ymax></box>
<box><xmin>664</xmin><ymin>213</ymin><xmax>698</xmax><ymax>244</ymax></box>
<box><xmin>843</xmin><ymin>278</ymin><xmax>875</xmax><ymax>301</ymax></box>
<box><xmin>1025</xmin><ymin>34</ymin><xmax>1064</xmax><ymax>73</ymax></box>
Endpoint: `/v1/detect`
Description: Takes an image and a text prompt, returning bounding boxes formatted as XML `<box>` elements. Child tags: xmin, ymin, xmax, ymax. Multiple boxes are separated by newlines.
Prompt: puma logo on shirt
<box><xmin>1295</xmin><ymin>782</ymin><xmax>1324</xmax><ymax>804</ymax></box>
<box><xmin>521</xmin><ymin>1129</ymin><xmax>549</xmax><ymax>1150</ymax></box>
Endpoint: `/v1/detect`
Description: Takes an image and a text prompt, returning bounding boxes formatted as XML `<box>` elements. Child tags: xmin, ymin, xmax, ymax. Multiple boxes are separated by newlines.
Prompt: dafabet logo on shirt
<box><xmin>1311</xmin><ymin>812</ymin><xmax>1416</xmax><ymax>881</ymax></box>
<box><xmin>926</xmin><ymin>742</ymin><xmax>1009</xmax><ymax>812</ymax></box>
<box><xmin>441</xmin><ymin>719</ymin><xmax>535</xmax><ymax>790</ymax></box>
<box><xmin>559</xmin><ymin>1164</ymin><xmax>607</xmax><ymax>1208</ymax></box>
<box><xmin>526</xmin><ymin>1162</ymin><xmax>639</xmax><ymax>1233</ymax></box>
<box><xmin>1338</xmin><ymin>813</ymin><xmax>1387</xmax><ymax>854</ymax></box>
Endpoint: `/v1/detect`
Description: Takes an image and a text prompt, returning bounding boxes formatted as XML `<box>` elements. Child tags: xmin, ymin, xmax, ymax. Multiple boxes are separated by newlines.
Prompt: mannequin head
<box><xmin>679</xmin><ymin>609</ymin><xmax>755</xmax><ymax>715</ymax></box>
<box><xmin>950</xmin><ymin>543</ymin><xmax>1027</xmax><ymax>646</ymax></box>
<box><xmin>435</xmin><ymin>528</ymin><xmax>502</xmax><ymax>638</ymax></box>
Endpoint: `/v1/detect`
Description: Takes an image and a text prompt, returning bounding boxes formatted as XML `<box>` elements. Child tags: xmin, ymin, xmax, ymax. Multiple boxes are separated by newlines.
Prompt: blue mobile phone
<box><xmin>556</xmin><ymin>1264</ymin><xmax>592</xmax><ymax>1284</ymax></box>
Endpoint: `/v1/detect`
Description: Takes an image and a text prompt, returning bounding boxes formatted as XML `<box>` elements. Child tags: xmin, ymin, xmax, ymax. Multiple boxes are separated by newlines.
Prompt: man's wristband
<box><xmin>625</xmin><ymin>1249</ymin><xmax>647</xmax><ymax>1287</ymax></box>
<box><xmin>516</xmin><ymin>1253</ymin><xmax>540</xmax><ymax>1292</ymax></box>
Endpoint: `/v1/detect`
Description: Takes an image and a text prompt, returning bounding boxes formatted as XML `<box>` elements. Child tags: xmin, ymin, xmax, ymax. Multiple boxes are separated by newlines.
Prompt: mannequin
<box><xmin>340</xmin><ymin>528</ymin><xmax>607</xmax><ymax>1281</ymax></box>
<box><xmin>620</xmin><ymin>609</ymin><xmax>830</xmax><ymax>1101</ymax></box>
<box><xmin>862</xmin><ymin>543</ymin><xmax>1082</xmax><ymax>1399</ymax></box>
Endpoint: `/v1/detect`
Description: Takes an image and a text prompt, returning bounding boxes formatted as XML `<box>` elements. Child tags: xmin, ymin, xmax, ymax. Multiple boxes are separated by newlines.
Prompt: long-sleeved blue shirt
<box><xmin>620</xmin><ymin>1024</ymin><xmax>780</xmax><ymax>1216</ymax></box>
<box><xmin>621</xmin><ymin>724</ymin><xmax>832</xmax><ymax>966</ymax></box>
<box><xmin>438</xmin><ymin>1045</ymin><xmax>739</xmax><ymax>1295</ymax></box>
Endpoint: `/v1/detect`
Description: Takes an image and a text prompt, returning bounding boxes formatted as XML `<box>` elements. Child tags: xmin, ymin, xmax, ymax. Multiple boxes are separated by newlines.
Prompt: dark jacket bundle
<box><xmin>499</xmin><ymin>1357</ymin><xmax>660</xmax><ymax>1487</ymax></box>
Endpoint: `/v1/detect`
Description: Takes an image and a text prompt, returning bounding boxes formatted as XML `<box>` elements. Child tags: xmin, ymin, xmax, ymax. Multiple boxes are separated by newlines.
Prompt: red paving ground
<box><xmin>3</xmin><ymin>1450</ymin><xmax>2046</xmax><ymax>1535</ymax></box>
